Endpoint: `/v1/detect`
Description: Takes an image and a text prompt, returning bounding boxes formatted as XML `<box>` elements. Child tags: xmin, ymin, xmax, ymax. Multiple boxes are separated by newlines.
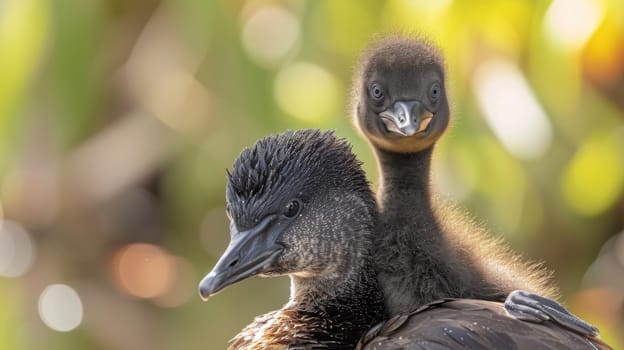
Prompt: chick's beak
<box><xmin>198</xmin><ymin>214</ymin><xmax>284</xmax><ymax>300</ymax></box>
<box><xmin>379</xmin><ymin>100</ymin><xmax>434</xmax><ymax>136</ymax></box>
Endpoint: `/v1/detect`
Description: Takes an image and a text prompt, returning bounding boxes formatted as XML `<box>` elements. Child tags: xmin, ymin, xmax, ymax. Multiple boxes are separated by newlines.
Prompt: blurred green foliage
<box><xmin>0</xmin><ymin>0</ymin><xmax>623</xmax><ymax>349</ymax></box>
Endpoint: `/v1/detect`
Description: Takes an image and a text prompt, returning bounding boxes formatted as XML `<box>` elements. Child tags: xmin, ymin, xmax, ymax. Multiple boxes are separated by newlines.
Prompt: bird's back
<box><xmin>433</xmin><ymin>198</ymin><xmax>559</xmax><ymax>298</ymax></box>
<box><xmin>358</xmin><ymin>299</ymin><xmax>611</xmax><ymax>350</ymax></box>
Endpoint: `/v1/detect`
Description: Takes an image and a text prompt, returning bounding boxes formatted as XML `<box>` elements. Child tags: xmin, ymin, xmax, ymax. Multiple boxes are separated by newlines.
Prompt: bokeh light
<box><xmin>153</xmin><ymin>257</ymin><xmax>196</xmax><ymax>308</ymax></box>
<box><xmin>274</xmin><ymin>62</ymin><xmax>341</xmax><ymax>122</ymax></box>
<box><xmin>111</xmin><ymin>243</ymin><xmax>175</xmax><ymax>299</ymax></box>
<box><xmin>577</xmin><ymin>232</ymin><xmax>624</xmax><ymax>346</ymax></box>
<box><xmin>118</xmin><ymin>4</ymin><xmax>211</xmax><ymax>139</ymax></box>
<box><xmin>615</xmin><ymin>233</ymin><xmax>624</xmax><ymax>268</ymax></box>
<box><xmin>472</xmin><ymin>59</ymin><xmax>553</xmax><ymax>160</ymax></box>
<box><xmin>404</xmin><ymin>0</ymin><xmax>453</xmax><ymax>15</ymax></box>
<box><xmin>0</xmin><ymin>220</ymin><xmax>35</xmax><ymax>277</ymax></box>
<box><xmin>583</xmin><ymin>232</ymin><xmax>624</xmax><ymax>293</ymax></box>
<box><xmin>241</xmin><ymin>5</ymin><xmax>300</xmax><ymax>67</ymax></box>
<box><xmin>561</xmin><ymin>130</ymin><xmax>624</xmax><ymax>216</ymax></box>
<box><xmin>581</xmin><ymin>17</ymin><xmax>624</xmax><ymax>88</ymax></box>
<box><xmin>433</xmin><ymin>146</ymin><xmax>479</xmax><ymax>201</ymax></box>
<box><xmin>0</xmin><ymin>0</ymin><xmax>623</xmax><ymax>348</ymax></box>
<box><xmin>0</xmin><ymin>0</ymin><xmax>49</xmax><ymax>120</ymax></box>
<box><xmin>38</xmin><ymin>284</ymin><xmax>83</xmax><ymax>332</ymax></box>
<box><xmin>544</xmin><ymin>0</ymin><xmax>604</xmax><ymax>50</ymax></box>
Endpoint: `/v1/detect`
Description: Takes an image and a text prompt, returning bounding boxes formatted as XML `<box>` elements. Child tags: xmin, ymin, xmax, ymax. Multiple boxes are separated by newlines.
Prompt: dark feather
<box><xmin>218</xmin><ymin>129</ymin><xmax>383</xmax><ymax>349</ymax></box>
<box><xmin>357</xmin><ymin>299</ymin><xmax>612</xmax><ymax>350</ymax></box>
<box><xmin>206</xmin><ymin>129</ymin><xmax>612</xmax><ymax>350</ymax></box>
<box><xmin>352</xmin><ymin>35</ymin><xmax>558</xmax><ymax>315</ymax></box>
<box><xmin>227</xmin><ymin>129</ymin><xmax>374</xmax><ymax>229</ymax></box>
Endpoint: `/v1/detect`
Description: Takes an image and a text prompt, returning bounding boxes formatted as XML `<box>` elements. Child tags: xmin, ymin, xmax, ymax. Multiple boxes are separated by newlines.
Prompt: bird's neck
<box><xmin>287</xmin><ymin>259</ymin><xmax>385</xmax><ymax>347</ymax></box>
<box><xmin>372</xmin><ymin>146</ymin><xmax>481</xmax><ymax>311</ymax></box>
<box><xmin>229</xmin><ymin>258</ymin><xmax>384</xmax><ymax>349</ymax></box>
<box><xmin>375</xmin><ymin>147</ymin><xmax>435</xmax><ymax>221</ymax></box>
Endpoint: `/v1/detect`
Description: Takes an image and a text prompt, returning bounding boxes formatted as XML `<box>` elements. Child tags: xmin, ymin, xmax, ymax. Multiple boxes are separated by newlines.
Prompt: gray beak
<box><xmin>198</xmin><ymin>215</ymin><xmax>284</xmax><ymax>300</ymax></box>
<box><xmin>379</xmin><ymin>100</ymin><xmax>434</xmax><ymax>136</ymax></box>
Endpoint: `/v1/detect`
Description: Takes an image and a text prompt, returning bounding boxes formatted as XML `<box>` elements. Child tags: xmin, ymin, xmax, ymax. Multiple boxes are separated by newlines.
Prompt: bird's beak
<box><xmin>198</xmin><ymin>214</ymin><xmax>284</xmax><ymax>301</ymax></box>
<box><xmin>379</xmin><ymin>100</ymin><xmax>434</xmax><ymax>136</ymax></box>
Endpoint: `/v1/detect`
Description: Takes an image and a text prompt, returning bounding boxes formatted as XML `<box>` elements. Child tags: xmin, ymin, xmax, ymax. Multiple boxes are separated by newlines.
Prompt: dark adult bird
<box><xmin>351</xmin><ymin>35</ymin><xmax>597</xmax><ymax>335</ymax></box>
<box><xmin>198</xmin><ymin>129</ymin><xmax>610</xmax><ymax>349</ymax></box>
<box><xmin>199</xmin><ymin>130</ymin><xmax>385</xmax><ymax>349</ymax></box>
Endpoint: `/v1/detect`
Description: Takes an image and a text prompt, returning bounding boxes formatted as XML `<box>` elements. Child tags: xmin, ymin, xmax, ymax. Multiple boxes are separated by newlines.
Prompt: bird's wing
<box><xmin>358</xmin><ymin>299</ymin><xmax>612</xmax><ymax>350</ymax></box>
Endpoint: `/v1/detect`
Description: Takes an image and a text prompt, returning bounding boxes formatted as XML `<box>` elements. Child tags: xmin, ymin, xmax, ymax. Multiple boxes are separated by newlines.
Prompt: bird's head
<box><xmin>352</xmin><ymin>35</ymin><xmax>450</xmax><ymax>153</ymax></box>
<box><xmin>199</xmin><ymin>129</ymin><xmax>375</xmax><ymax>300</ymax></box>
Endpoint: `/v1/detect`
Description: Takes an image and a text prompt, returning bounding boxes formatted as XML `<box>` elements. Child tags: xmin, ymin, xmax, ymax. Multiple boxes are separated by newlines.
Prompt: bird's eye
<box><xmin>369</xmin><ymin>83</ymin><xmax>384</xmax><ymax>100</ymax></box>
<box><xmin>283</xmin><ymin>199</ymin><xmax>302</xmax><ymax>218</ymax></box>
<box><xmin>429</xmin><ymin>82</ymin><xmax>441</xmax><ymax>101</ymax></box>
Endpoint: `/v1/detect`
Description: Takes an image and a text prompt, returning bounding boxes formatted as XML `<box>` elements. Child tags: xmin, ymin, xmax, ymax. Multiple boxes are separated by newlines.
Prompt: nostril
<box><xmin>229</xmin><ymin>258</ymin><xmax>239</xmax><ymax>268</ymax></box>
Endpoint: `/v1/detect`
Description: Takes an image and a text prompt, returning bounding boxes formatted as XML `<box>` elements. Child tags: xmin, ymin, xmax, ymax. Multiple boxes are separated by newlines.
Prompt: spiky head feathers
<box><xmin>227</xmin><ymin>129</ymin><xmax>373</xmax><ymax>229</ymax></box>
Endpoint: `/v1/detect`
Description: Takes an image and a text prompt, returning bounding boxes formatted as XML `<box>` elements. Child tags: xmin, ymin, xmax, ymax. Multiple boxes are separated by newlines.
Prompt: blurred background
<box><xmin>0</xmin><ymin>0</ymin><xmax>623</xmax><ymax>348</ymax></box>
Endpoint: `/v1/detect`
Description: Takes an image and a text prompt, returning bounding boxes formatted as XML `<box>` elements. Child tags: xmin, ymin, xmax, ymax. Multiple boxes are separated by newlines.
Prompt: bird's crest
<box><xmin>227</xmin><ymin>129</ymin><xmax>370</xmax><ymax>228</ymax></box>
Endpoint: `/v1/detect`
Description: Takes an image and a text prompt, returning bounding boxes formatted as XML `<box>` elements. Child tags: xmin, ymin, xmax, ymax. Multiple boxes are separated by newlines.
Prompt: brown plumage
<box><xmin>229</xmin><ymin>309</ymin><xmax>341</xmax><ymax>349</ymax></box>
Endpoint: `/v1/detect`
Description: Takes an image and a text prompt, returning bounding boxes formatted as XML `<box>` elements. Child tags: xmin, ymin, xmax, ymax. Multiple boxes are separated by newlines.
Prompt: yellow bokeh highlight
<box><xmin>382</xmin><ymin>0</ymin><xmax>452</xmax><ymax>33</ymax></box>
<box><xmin>582</xmin><ymin>9</ymin><xmax>624</xmax><ymax>86</ymax></box>
<box><xmin>476</xmin><ymin>135</ymin><xmax>528</xmax><ymax>234</ymax></box>
<box><xmin>273</xmin><ymin>62</ymin><xmax>341</xmax><ymax>123</ymax></box>
<box><xmin>320</xmin><ymin>0</ymin><xmax>374</xmax><ymax>56</ymax></box>
<box><xmin>0</xmin><ymin>0</ymin><xmax>49</xmax><ymax>118</ymax></box>
<box><xmin>561</xmin><ymin>131</ymin><xmax>624</xmax><ymax>216</ymax></box>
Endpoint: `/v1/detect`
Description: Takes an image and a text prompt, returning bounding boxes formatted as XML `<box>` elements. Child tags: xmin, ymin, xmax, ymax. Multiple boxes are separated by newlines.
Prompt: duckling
<box><xmin>351</xmin><ymin>35</ymin><xmax>597</xmax><ymax>336</ymax></box>
<box><xmin>198</xmin><ymin>129</ymin><xmax>610</xmax><ymax>349</ymax></box>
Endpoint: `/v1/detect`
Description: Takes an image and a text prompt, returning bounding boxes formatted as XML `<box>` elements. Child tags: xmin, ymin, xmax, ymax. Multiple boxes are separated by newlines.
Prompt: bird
<box><xmin>350</xmin><ymin>35</ymin><xmax>598</xmax><ymax>336</ymax></box>
<box><xmin>198</xmin><ymin>129</ymin><xmax>611</xmax><ymax>349</ymax></box>
<box><xmin>199</xmin><ymin>129</ymin><xmax>385</xmax><ymax>349</ymax></box>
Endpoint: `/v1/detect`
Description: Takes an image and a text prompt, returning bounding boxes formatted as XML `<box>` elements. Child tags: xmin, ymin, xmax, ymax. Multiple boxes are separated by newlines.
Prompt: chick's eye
<box><xmin>430</xmin><ymin>82</ymin><xmax>441</xmax><ymax>101</ymax></box>
<box><xmin>370</xmin><ymin>83</ymin><xmax>384</xmax><ymax>100</ymax></box>
<box><xmin>283</xmin><ymin>199</ymin><xmax>302</xmax><ymax>218</ymax></box>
